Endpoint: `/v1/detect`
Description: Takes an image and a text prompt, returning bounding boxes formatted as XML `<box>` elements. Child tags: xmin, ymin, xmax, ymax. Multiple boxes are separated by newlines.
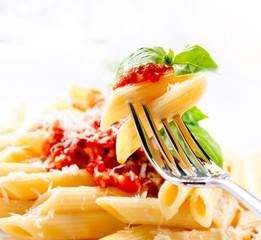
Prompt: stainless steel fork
<box><xmin>127</xmin><ymin>100</ymin><xmax>261</xmax><ymax>219</ymax></box>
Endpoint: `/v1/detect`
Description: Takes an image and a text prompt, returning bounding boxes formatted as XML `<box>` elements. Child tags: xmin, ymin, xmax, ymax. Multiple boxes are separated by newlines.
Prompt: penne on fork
<box><xmin>116</xmin><ymin>76</ymin><xmax>207</xmax><ymax>164</ymax></box>
<box><xmin>127</xmin><ymin>98</ymin><xmax>261</xmax><ymax>219</ymax></box>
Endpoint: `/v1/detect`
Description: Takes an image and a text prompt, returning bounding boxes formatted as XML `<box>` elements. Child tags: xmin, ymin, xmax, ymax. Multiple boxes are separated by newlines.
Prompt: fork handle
<box><xmin>213</xmin><ymin>178</ymin><xmax>261</xmax><ymax>219</ymax></box>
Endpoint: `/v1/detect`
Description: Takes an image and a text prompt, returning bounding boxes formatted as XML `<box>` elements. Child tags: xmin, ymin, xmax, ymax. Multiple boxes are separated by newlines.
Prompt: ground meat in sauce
<box><xmin>41</xmin><ymin>92</ymin><xmax>164</xmax><ymax>197</ymax></box>
<box><xmin>113</xmin><ymin>62</ymin><xmax>173</xmax><ymax>90</ymax></box>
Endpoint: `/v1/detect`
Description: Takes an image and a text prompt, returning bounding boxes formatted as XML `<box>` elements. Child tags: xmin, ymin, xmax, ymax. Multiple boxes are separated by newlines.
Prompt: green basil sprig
<box><xmin>173</xmin><ymin>44</ymin><xmax>218</xmax><ymax>76</ymax></box>
<box><xmin>116</xmin><ymin>44</ymin><xmax>218</xmax><ymax>80</ymax></box>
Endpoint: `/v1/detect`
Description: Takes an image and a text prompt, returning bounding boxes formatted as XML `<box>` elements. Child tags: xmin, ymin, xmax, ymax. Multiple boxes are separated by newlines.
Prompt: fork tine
<box><xmin>127</xmin><ymin>100</ymin><xmax>177</xmax><ymax>178</ymax></box>
<box><xmin>173</xmin><ymin>116</ymin><xmax>210</xmax><ymax>174</ymax></box>
<box><xmin>161</xmin><ymin>119</ymin><xmax>196</xmax><ymax>176</ymax></box>
<box><xmin>140</xmin><ymin>102</ymin><xmax>181</xmax><ymax>176</ymax></box>
<box><xmin>173</xmin><ymin>115</ymin><xmax>224</xmax><ymax>175</ymax></box>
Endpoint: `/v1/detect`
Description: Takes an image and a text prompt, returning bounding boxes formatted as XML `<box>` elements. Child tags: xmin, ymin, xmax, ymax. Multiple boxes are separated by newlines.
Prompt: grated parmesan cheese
<box><xmin>129</xmin><ymin>171</ymin><xmax>135</xmax><ymax>181</ymax></box>
<box><xmin>34</xmin><ymin>209</ymin><xmax>55</xmax><ymax>229</ymax></box>
<box><xmin>140</xmin><ymin>191</ymin><xmax>148</xmax><ymax>199</ymax></box>
<box><xmin>47</xmin><ymin>180</ymin><xmax>53</xmax><ymax>193</ymax></box>
<box><xmin>31</xmin><ymin>161</ymin><xmax>44</xmax><ymax>168</ymax></box>
<box><xmin>139</xmin><ymin>163</ymin><xmax>147</xmax><ymax>178</ymax></box>
<box><xmin>61</xmin><ymin>164</ymin><xmax>80</xmax><ymax>175</ymax></box>
<box><xmin>7</xmin><ymin>171</ymin><xmax>27</xmax><ymax>180</ymax></box>
<box><xmin>112</xmin><ymin>164</ymin><xmax>126</xmax><ymax>171</ymax></box>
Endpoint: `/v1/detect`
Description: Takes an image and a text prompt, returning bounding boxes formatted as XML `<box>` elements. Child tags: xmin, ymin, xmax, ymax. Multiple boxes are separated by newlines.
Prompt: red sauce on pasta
<box><xmin>113</xmin><ymin>62</ymin><xmax>173</xmax><ymax>90</ymax></box>
<box><xmin>42</xmin><ymin>91</ymin><xmax>163</xmax><ymax>197</ymax></box>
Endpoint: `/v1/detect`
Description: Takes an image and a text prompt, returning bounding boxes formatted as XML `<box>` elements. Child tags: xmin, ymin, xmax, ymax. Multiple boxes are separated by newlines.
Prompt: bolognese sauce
<box><xmin>41</xmin><ymin>91</ymin><xmax>164</xmax><ymax>197</ymax></box>
<box><xmin>113</xmin><ymin>62</ymin><xmax>173</xmax><ymax>90</ymax></box>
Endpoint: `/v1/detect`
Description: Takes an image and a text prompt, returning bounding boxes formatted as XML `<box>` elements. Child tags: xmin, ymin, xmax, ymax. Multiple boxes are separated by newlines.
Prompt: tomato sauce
<box><xmin>113</xmin><ymin>62</ymin><xmax>173</xmax><ymax>90</ymax></box>
<box><xmin>42</xmin><ymin>91</ymin><xmax>164</xmax><ymax>197</ymax></box>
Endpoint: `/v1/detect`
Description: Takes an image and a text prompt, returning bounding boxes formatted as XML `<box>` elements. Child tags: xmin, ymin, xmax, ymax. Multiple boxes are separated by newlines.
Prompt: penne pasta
<box><xmin>0</xmin><ymin>230</ymin><xmax>14</xmax><ymax>240</ymax></box>
<box><xmin>154</xmin><ymin>227</ymin><xmax>244</xmax><ymax>240</ymax></box>
<box><xmin>0</xmin><ymin>199</ymin><xmax>33</xmax><ymax>218</ymax></box>
<box><xmin>101</xmin><ymin>69</ymin><xmax>176</xmax><ymax>130</ymax></box>
<box><xmin>0</xmin><ymin>169</ymin><xmax>95</xmax><ymax>200</ymax></box>
<box><xmin>96</xmin><ymin>196</ymin><xmax>204</xmax><ymax>229</ymax></box>
<box><xmin>158</xmin><ymin>181</ymin><xmax>192</xmax><ymax>220</ymax></box>
<box><xmin>69</xmin><ymin>84</ymin><xmax>104</xmax><ymax>111</ymax></box>
<box><xmin>31</xmin><ymin>186</ymin><xmax>134</xmax><ymax>214</ymax></box>
<box><xmin>116</xmin><ymin>76</ymin><xmax>207</xmax><ymax>163</ymax></box>
<box><xmin>212</xmin><ymin>192</ymin><xmax>239</xmax><ymax>228</ymax></box>
<box><xmin>101</xmin><ymin>73</ymin><xmax>197</xmax><ymax>130</ymax></box>
<box><xmin>190</xmin><ymin>188</ymin><xmax>222</xmax><ymax>227</ymax></box>
<box><xmin>0</xmin><ymin>163</ymin><xmax>44</xmax><ymax>177</ymax></box>
<box><xmin>14</xmin><ymin>130</ymin><xmax>46</xmax><ymax>155</ymax></box>
<box><xmin>0</xmin><ymin>147</ymin><xmax>38</xmax><ymax>163</ymax></box>
<box><xmin>231</xmin><ymin>152</ymin><xmax>261</xmax><ymax>200</ymax></box>
<box><xmin>102</xmin><ymin>225</ymin><xmax>245</xmax><ymax>240</ymax></box>
<box><xmin>100</xmin><ymin>225</ymin><xmax>162</xmax><ymax>240</ymax></box>
<box><xmin>237</xmin><ymin>210</ymin><xmax>261</xmax><ymax>231</ymax></box>
<box><xmin>220</xmin><ymin>143</ymin><xmax>241</xmax><ymax>173</ymax></box>
<box><xmin>0</xmin><ymin>212</ymin><xmax>126</xmax><ymax>240</ymax></box>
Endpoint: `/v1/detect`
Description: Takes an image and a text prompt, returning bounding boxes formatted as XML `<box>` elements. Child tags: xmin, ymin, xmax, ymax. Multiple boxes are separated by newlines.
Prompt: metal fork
<box><xmin>127</xmin><ymin>100</ymin><xmax>261</xmax><ymax>219</ymax></box>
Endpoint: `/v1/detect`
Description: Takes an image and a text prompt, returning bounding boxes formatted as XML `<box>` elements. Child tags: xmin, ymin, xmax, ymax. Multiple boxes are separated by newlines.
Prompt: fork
<box><xmin>127</xmin><ymin>100</ymin><xmax>261</xmax><ymax>219</ymax></box>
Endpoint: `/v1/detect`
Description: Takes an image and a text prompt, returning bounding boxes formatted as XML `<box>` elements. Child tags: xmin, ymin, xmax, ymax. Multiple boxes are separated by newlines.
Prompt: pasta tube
<box><xmin>116</xmin><ymin>76</ymin><xmax>207</xmax><ymax>163</ymax></box>
<box><xmin>237</xmin><ymin>210</ymin><xmax>261</xmax><ymax>231</ymax></box>
<box><xmin>0</xmin><ymin>212</ymin><xmax>126</xmax><ymax>240</ymax></box>
<box><xmin>231</xmin><ymin>152</ymin><xmax>261</xmax><ymax>200</ymax></box>
<box><xmin>154</xmin><ymin>227</ymin><xmax>243</xmax><ymax>240</ymax></box>
<box><xmin>0</xmin><ymin>163</ymin><xmax>43</xmax><ymax>177</ymax></box>
<box><xmin>96</xmin><ymin>196</ymin><xmax>203</xmax><ymax>229</ymax></box>
<box><xmin>0</xmin><ymin>147</ymin><xmax>38</xmax><ymax>163</ymax></box>
<box><xmin>14</xmin><ymin>130</ymin><xmax>46</xmax><ymax>155</ymax></box>
<box><xmin>31</xmin><ymin>186</ymin><xmax>134</xmax><ymax>214</ymax></box>
<box><xmin>0</xmin><ymin>199</ymin><xmax>33</xmax><ymax>218</ymax></box>
<box><xmin>102</xmin><ymin>225</ymin><xmax>244</xmax><ymax>240</ymax></box>
<box><xmin>0</xmin><ymin>169</ymin><xmax>94</xmax><ymax>200</ymax></box>
<box><xmin>0</xmin><ymin>230</ymin><xmax>13</xmax><ymax>240</ymax></box>
<box><xmin>212</xmin><ymin>192</ymin><xmax>238</xmax><ymax>228</ymax></box>
<box><xmin>190</xmin><ymin>188</ymin><xmax>222</xmax><ymax>227</ymax></box>
<box><xmin>101</xmin><ymin>69</ymin><xmax>176</xmax><ymax>130</ymax></box>
<box><xmin>69</xmin><ymin>84</ymin><xmax>104</xmax><ymax>111</ymax></box>
<box><xmin>158</xmin><ymin>181</ymin><xmax>192</xmax><ymax>220</ymax></box>
<box><xmin>100</xmin><ymin>225</ymin><xmax>161</xmax><ymax>240</ymax></box>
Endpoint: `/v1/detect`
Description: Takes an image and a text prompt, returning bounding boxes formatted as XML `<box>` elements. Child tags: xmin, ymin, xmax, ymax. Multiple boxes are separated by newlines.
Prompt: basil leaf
<box><xmin>173</xmin><ymin>44</ymin><xmax>218</xmax><ymax>76</ymax></box>
<box><xmin>186</xmin><ymin>124</ymin><xmax>223</xmax><ymax>167</ymax></box>
<box><xmin>182</xmin><ymin>106</ymin><xmax>208</xmax><ymax>125</ymax></box>
<box><xmin>159</xmin><ymin>107</ymin><xmax>223</xmax><ymax>167</ymax></box>
<box><xmin>116</xmin><ymin>47</ymin><xmax>174</xmax><ymax>81</ymax></box>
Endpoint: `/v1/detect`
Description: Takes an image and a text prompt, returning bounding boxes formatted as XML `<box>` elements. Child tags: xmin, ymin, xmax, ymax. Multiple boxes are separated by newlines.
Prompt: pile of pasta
<box><xmin>0</xmin><ymin>85</ymin><xmax>260</xmax><ymax>240</ymax></box>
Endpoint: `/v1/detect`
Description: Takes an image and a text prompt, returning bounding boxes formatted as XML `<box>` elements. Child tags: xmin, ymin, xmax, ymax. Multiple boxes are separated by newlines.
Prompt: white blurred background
<box><xmin>0</xmin><ymin>0</ymin><xmax>260</xmax><ymax>150</ymax></box>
